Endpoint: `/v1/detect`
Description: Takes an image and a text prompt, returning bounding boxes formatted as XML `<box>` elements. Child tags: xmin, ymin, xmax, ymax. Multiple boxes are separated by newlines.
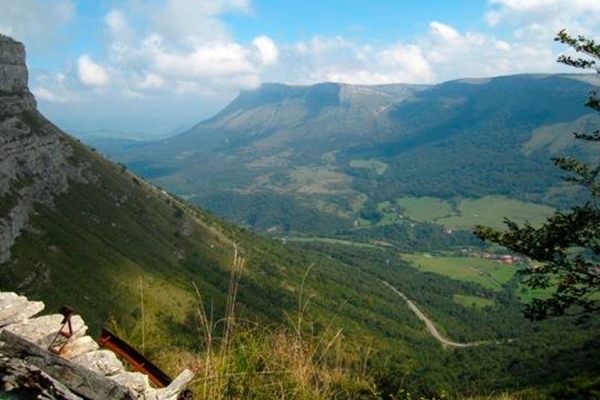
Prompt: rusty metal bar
<box><xmin>97</xmin><ymin>328</ymin><xmax>172</xmax><ymax>388</ymax></box>
<box><xmin>48</xmin><ymin>306</ymin><xmax>74</xmax><ymax>355</ymax></box>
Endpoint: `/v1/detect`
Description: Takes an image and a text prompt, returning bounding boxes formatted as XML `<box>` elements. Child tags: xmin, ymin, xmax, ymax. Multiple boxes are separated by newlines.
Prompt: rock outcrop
<box><xmin>0</xmin><ymin>35</ymin><xmax>88</xmax><ymax>263</ymax></box>
<box><xmin>0</xmin><ymin>290</ymin><xmax>194</xmax><ymax>399</ymax></box>
<box><xmin>0</xmin><ymin>34</ymin><xmax>36</xmax><ymax>115</ymax></box>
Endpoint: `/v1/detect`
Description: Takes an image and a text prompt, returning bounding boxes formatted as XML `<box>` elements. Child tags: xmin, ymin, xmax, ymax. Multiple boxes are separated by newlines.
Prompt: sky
<box><xmin>1</xmin><ymin>0</ymin><xmax>599</xmax><ymax>137</ymax></box>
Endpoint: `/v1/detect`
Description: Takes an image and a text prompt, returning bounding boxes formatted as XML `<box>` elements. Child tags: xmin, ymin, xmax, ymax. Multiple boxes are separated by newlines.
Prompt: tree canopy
<box><xmin>475</xmin><ymin>30</ymin><xmax>600</xmax><ymax>321</ymax></box>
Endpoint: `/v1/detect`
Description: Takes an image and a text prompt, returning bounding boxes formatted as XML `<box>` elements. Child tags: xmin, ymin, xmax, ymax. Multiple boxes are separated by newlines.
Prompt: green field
<box><xmin>288</xmin><ymin>166</ymin><xmax>351</xmax><ymax>194</ymax></box>
<box><xmin>349</xmin><ymin>159</ymin><xmax>389</xmax><ymax>175</ymax></box>
<box><xmin>401</xmin><ymin>253</ymin><xmax>517</xmax><ymax>291</ymax></box>
<box><xmin>373</xmin><ymin>201</ymin><xmax>404</xmax><ymax>226</ymax></box>
<box><xmin>395</xmin><ymin>195</ymin><xmax>554</xmax><ymax>230</ymax></box>
<box><xmin>285</xmin><ymin>237</ymin><xmax>380</xmax><ymax>249</ymax></box>
<box><xmin>453</xmin><ymin>294</ymin><xmax>495</xmax><ymax>309</ymax></box>
<box><xmin>396</xmin><ymin>196</ymin><xmax>454</xmax><ymax>222</ymax></box>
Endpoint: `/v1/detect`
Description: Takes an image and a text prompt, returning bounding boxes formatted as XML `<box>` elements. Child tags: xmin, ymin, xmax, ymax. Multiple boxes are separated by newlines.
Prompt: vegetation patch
<box><xmin>437</xmin><ymin>196</ymin><xmax>554</xmax><ymax>230</ymax></box>
<box><xmin>396</xmin><ymin>196</ymin><xmax>454</xmax><ymax>222</ymax></box>
<box><xmin>522</xmin><ymin>114</ymin><xmax>600</xmax><ymax>156</ymax></box>
<box><xmin>515</xmin><ymin>282</ymin><xmax>555</xmax><ymax>304</ymax></box>
<box><xmin>401</xmin><ymin>253</ymin><xmax>517</xmax><ymax>291</ymax></box>
<box><xmin>395</xmin><ymin>196</ymin><xmax>554</xmax><ymax>230</ymax></box>
<box><xmin>288</xmin><ymin>166</ymin><xmax>351</xmax><ymax>194</ymax></box>
<box><xmin>453</xmin><ymin>294</ymin><xmax>495</xmax><ymax>309</ymax></box>
<box><xmin>349</xmin><ymin>159</ymin><xmax>389</xmax><ymax>175</ymax></box>
<box><xmin>285</xmin><ymin>237</ymin><xmax>380</xmax><ymax>249</ymax></box>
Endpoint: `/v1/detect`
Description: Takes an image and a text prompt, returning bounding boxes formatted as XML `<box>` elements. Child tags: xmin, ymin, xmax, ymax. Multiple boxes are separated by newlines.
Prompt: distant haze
<box><xmin>38</xmin><ymin>92</ymin><xmax>230</xmax><ymax>139</ymax></box>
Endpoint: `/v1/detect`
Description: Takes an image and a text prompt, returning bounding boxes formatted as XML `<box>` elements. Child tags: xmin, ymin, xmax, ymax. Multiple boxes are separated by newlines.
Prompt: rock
<box><xmin>60</xmin><ymin>335</ymin><xmax>99</xmax><ymax>360</ymax></box>
<box><xmin>72</xmin><ymin>350</ymin><xmax>125</xmax><ymax>376</ymax></box>
<box><xmin>4</xmin><ymin>314</ymin><xmax>87</xmax><ymax>348</ymax></box>
<box><xmin>111</xmin><ymin>371</ymin><xmax>151</xmax><ymax>394</ymax></box>
<box><xmin>0</xmin><ymin>355</ymin><xmax>83</xmax><ymax>399</ymax></box>
<box><xmin>0</xmin><ymin>35</ymin><xmax>31</xmax><ymax>94</ymax></box>
<box><xmin>154</xmin><ymin>369</ymin><xmax>194</xmax><ymax>400</ymax></box>
<box><xmin>0</xmin><ymin>330</ymin><xmax>136</xmax><ymax>400</ymax></box>
<box><xmin>0</xmin><ymin>35</ymin><xmax>88</xmax><ymax>265</ymax></box>
<box><xmin>0</xmin><ymin>292</ymin><xmax>19</xmax><ymax>302</ymax></box>
<box><xmin>0</xmin><ymin>297</ymin><xmax>44</xmax><ymax>327</ymax></box>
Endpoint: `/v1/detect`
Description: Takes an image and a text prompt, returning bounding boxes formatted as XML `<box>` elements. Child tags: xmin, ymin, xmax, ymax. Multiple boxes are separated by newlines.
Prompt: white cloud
<box><xmin>378</xmin><ymin>44</ymin><xmax>435</xmax><ymax>83</ymax></box>
<box><xmin>105</xmin><ymin>10</ymin><xmax>135</xmax><ymax>43</ymax></box>
<box><xmin>60</xmin><ymin>4</ymin><xmax>272</xmax><ymax>99</ymax></box>
<box><xmin>420</xmin><ymin>22</ymin><xmax>559</xmax><ymax>80</ymax></box>
<box><xmin>486</xmin><ymin>0</ymin><xmax>600</xmax><ymax>37</ymax></box>
<box><xmin>0</xmin><ymin>0</ymin><xmax>74</xmax><ymax>47</ymax></box>
<box><xmin>252</xmin><ymin>36</ymin><xmax>279</xmax><ymax>66</ymax></box>
<box><xmin>77</xmin><ymin>55</ymin><xmax>110</xmax><ymax>87</ymax></box>
<box><xmin>153</xmin><ymin>43</ymin><xmax>255</xmax><ymax>78</ymax></box>
<box><xmin>429</xmin><ymin>21</ymin><xmax>461</xmax><ymax>42</ymax></box>
<box><xmin>135</xmin><ymin>72</ymin><xmax>165</xmax><ymax>90</ymax></box>
<box><xmin>32</xmin><ymin>87</ymin><xmax>67</xmax><ymax>103</ymax></box>
<box><xmin>269</xmin><ymin>17</ymin><xmax>569</xmax><ymax>87</ymax></box>
<box><xmin>148</xmin><ymin>0</ymin><xmax>251</xmax><ymax>46</ymax></box>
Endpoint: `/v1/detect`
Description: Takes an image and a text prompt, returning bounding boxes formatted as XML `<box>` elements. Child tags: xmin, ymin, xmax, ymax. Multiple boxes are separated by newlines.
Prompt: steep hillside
<box><xmin>107</xmin><ymin>75</ymin><xmax>600</xmax><ymax>234</ymax></box>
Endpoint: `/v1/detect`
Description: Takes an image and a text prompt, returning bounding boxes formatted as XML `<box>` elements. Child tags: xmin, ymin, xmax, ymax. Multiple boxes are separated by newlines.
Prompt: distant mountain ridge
<box><xmin>106</xmin><ymin>73</ymin><xmax>600</xmax><ymax>233</ymax></box>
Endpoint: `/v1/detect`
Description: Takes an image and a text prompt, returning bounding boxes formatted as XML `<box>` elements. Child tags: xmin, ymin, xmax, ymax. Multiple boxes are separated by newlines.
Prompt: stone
<box><xmin>72</xmin><ymin>350</ymin><xmax>125</xmax><ymax>376</ymax></box>
<box><xmin>155</xmin><ymin>369</ymin><xmax>194</xmax><ymax>400</ymax></box>
<box><xmin>111</xmin><ymin>371</ymin><xmax>151</xmax><ymax>394</ymax></box>
<box><xmin>61</xmin><ymin>335</ymin><xmax>99</xmax><ymax>360</ymax></box>
<box><xmin>0</xmin><ymin>298</ymin><xmax>45</xmax><ymax>327</ymax></box>
<box><xmin>0</xmin><ymin>35</ymin><xmax>88</xmax><ymax>265</ymax></box>
<box><xmin>0</xmin><ymin>36</ymin><xmax>30</xmax><ymax>93</ymax></box>
<box><xmin>0</xmin><ymin>330</ymin><xmax>136</xmax><ymax>400</ymax></box>
<box><xmin>0</xmin><ymin>292</ymin><xmax>19</xmax><ymax>302</ymax></box>
<box><xmin>0</xmin><ymin>355</ymin><xmax>84</xmax><ymax>399</ymax></box>
<box><xmin>4</xmin><ymin>314</ymin><xmax>87</xmax><ymax>348</ymax></box>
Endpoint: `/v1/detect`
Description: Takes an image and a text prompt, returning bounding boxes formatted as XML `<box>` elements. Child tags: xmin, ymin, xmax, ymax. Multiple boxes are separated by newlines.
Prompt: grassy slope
<box><xmin>396</xmin><ymin>196</ymin><xmax>555</xmax><ymax>230</ymax></box>
<box><xmin>453</xmin><ymin>294</ymin><xmax>496</xmax><ymax>309</ymax></box>
<box><xmin>400</xmin><ymin>253</ymin><xmax>517</xmax><ymax>291</ymax></box>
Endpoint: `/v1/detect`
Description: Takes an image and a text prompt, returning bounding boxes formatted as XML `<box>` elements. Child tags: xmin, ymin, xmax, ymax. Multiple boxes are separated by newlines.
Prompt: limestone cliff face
<box><xmin>0</xmin><ymin>35</ymin><xmax>88</xmax><ymax>263</ymax></box>
<box><xmin>0</xmin><ymin>35</ymin><xmax>36</xmax><ymax>116</ymax></box>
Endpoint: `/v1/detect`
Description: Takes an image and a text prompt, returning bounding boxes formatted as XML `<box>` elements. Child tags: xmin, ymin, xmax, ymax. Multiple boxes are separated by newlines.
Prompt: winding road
<box><xmin>382</xmin><ymin>281</ymin><xmax>481</xmax><ymax>348</ymax></box>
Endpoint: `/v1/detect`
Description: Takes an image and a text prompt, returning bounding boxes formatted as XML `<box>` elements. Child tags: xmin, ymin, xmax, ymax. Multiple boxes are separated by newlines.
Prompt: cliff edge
<box><xmin>0</xmin><ymin>35</ymin><xmax>88</xmax><ymax>263</ymax></box>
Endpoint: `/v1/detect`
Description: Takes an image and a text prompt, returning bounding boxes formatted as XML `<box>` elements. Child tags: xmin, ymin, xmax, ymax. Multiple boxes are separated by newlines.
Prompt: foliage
<box><xmin>475</xmin><ymin>30</ymin><xmax>600</xmax><ymax>320</ymax></box>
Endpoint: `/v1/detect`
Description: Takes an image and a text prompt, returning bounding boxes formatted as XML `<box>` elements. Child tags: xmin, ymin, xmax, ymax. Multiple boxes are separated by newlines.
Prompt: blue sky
<box><xmin>1</xmin><ymin>0</ymin><xmax>599</xmax><ymax>136</ymax></box>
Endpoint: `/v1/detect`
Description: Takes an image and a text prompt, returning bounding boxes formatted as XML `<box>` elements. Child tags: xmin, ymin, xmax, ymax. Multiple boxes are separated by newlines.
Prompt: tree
<box><xmin>474</xmin><ymin>30</ymin><xmax>600</xmax><ymax>321</ymax></box>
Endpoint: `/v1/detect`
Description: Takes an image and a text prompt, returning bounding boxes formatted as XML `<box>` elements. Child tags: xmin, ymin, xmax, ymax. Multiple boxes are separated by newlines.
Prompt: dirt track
<box><xmin>382</xmin><ymin>281</ymin><xmax>480</xmax><ymax>348</ymax></box>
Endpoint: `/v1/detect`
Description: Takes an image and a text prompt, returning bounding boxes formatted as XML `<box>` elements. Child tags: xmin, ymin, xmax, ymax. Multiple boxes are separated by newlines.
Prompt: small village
<box><xmin>459</xmin><ymin>249</ymin><xmax>526</xmax><ymax>265</ymax></box>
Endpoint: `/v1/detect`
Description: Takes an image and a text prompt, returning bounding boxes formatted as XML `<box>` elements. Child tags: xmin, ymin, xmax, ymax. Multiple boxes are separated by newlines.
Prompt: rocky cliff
<box><xmin>0</xmin><ymin>35</ymin><xmax>89</xmax><ymax>263</ymax></box>
<box><xmin>0</xmin><ymin>34</ymin><xmax>36</xmax><ymax>115</ymax></box>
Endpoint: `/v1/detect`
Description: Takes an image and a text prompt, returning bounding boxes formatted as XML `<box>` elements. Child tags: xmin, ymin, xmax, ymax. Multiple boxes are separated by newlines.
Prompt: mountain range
<box><xmin>101</xmin><ymin>74</ymin><xmax>600</xmax><ymax>234</ymax></box>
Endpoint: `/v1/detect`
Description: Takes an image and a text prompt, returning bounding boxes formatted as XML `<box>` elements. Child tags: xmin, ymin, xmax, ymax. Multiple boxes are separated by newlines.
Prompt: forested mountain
<box><xmin>105</xmin><ymin>74</ymin><xmax>600</xmax><ymax>234</ymax></box>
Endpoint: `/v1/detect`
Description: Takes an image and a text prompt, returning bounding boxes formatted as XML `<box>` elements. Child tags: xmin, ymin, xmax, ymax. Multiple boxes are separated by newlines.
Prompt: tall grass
<box><xmin>110</xmin><ymin>247</ymin><xmax>553</xmax><ymax>400</ymax></box>
<box><xmin>157</xmin><ymin>246</ymin><xmax>378</xmax><ymax>400</ymax></box>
